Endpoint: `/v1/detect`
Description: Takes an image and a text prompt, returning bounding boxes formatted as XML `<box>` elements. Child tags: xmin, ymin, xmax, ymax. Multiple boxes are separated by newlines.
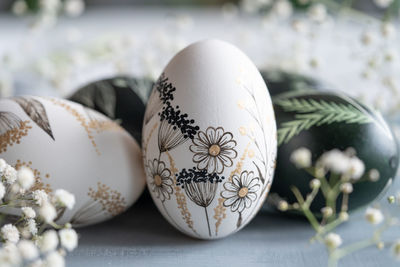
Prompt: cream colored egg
<box><xmin>0</xmin><ymin>96</ymin><xmax>145</xmax><ymax>226</ymax></box>
<box><xmin>142</xmin><ymin>39</ymin><xmax>277</xmax><ymax>239</ymax></box>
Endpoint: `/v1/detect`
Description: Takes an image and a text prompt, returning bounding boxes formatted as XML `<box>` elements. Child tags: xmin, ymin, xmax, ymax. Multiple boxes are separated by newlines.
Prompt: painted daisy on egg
<box><xmin>221</xmin><ymin>171</ymin><xmax>260</xmax><ymax>213</ymax></box>
<box><xmin>190</xmin><ymin>126</ymin><xmax>237</xmax><ymax>174</ymax></box>
<box><xmin>146</xmin><ymin>159</ymin><xmax>173</xmax><ymax>202</ymax></box>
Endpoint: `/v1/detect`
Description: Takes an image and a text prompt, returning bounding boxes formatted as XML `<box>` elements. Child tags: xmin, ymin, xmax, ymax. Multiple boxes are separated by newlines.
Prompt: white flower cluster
<box><xmin>0</xmin><ymin>158</ymin><xmax>78</xmax><ymax>266</ymax></box>
<box><xmin>291</xmin><ymin>147</ymin><xmax>372</xmax><ymax>182</ymax></box>
<box><xmin>12</xmin><ymin>0</ymin><xmax>85</xmax><ymax>30</ymax></box>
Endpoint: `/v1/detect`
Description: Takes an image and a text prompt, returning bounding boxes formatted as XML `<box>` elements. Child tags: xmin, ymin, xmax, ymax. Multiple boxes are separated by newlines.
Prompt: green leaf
<box><xmin>275</xmin><ymin>98</ymin><xmax>373</xmax><ymax>145</ymax></box>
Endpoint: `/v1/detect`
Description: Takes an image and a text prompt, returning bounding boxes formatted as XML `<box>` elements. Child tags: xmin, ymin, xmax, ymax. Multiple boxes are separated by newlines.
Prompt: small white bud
<box><xmin>365</xmin><ymin>207</ymin><xmax>384</xmax><ymax>225</ymax></box>
<box><xmin>339</xmin><ymin>211</ymin><xmax>349</xmax><ymax>221</ymax></box>
<box><xmin>278</xmin><ymin>200</ymin><xmax>289</xmax><ymax>211</ymax></box>
<box><xmin>308</xmin><ymin>3</ymin><xmax>327</xmax><ymax>23</ymax></box>
<box><xmin>369</xmin><ymin>169</ymin><xmax>380</xmax><ymax>182</ymax></box>
<box><xmin>290</xmin><ymin>147</ymin><xmax>312</xmax><ymax>168</ymax></box>
<box><xmin>309</xmin><ymin>179</ymin><xmax>321</xmax><ymax>189</ymax></box>
<box><xmin>340</xmin><ymin>183</ymin><xmax>353</xmax><ymax>194</ymax></box>
<box><xmin>324</xmin><ymin>233</ymin><xmax>342</xmax><ymax>250</ymax></box>
<box><xmin>321</xmin><ymin>207</ymin><xmax>333</xmax><ymax>218</ymax></box>
<box><xmin>381</xmin><ymin>22</ymin><xmax>396</xmax><ymax>39</ymax></box>
<box><xmin>392</xmin><ymin>239</ymin><xmax>400</xmax><ymax>260</ymax></box>
<box><xmin>361</xmin><ymin>31</ymin><xmax>376</xmax><ymax>46</ymax></box>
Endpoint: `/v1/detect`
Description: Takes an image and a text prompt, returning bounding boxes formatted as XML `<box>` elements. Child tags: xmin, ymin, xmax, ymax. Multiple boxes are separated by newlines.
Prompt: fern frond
<box><xmin>276</xmin><ymin>98</ymin><xmax>373</xmax><ymax>145</ymax></box>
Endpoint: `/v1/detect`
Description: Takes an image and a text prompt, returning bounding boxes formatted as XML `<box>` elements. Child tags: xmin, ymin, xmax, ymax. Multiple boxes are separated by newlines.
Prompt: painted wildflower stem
<box><xmin>166</xmin><ymin>151</ymin><xmax>198</xmax><ymax>236</ymax></box>
<box><xmin>144</xmin><ymin>73</ymin><xmax>200</xmax><ymax>235</ymax></box>
<box><xmin>236</xmin><ymin>82</ymin><xmax>273</xmax><ymax>227</ymax></box>
<box><xmin>176</xmin><ymin>167</ymin><xmax>224</xmax><ymax>237</ymax></box>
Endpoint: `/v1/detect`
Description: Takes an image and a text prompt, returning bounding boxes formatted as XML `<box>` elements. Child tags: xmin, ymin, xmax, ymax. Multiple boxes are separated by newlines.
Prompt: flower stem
<box><xmin>291</xmin><ymin>186</ymin><xmax>320</xmax><ymax>233</ymax></box>
<box><xmin>205</xmin><ymin>207</ymin><xmax>211</xmax><ymax>237</ymax></box>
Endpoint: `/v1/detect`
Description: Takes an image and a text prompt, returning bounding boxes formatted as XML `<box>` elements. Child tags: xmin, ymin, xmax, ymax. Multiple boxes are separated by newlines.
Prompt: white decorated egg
<box><xmin>0</xmin><ymin>96</ymin><xmax>145</xmax><ymax>226</ymax></box>
<box><xmin>142</xmin><ymin>40</ymin><xmax>277</xmax><ymax>239</ymax></box>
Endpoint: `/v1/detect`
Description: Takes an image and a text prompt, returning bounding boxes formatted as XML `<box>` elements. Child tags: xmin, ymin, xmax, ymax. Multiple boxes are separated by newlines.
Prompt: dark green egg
<box><xmin>69</xmin><ymin>76</ymin><xmax>153</xmax><ymax>145</ymax></box>
<box><xmin>260</xmin><ymin>69</ymin><xmax>330</xmax><ymax>96</ymax></box>
<box><xmin>261</xmin><ymin>70</ymin><xmax>399</xmax><ymax>214</ymax></box>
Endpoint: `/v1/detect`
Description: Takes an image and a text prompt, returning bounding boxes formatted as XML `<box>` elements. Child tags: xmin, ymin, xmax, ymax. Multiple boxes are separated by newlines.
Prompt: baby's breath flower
<box><xmin>45</xmin><ymin>251</ymin><xmax>65</xmax><ymax>267</ymax></box>
<box><xmin>278</xmin><ymin>200</ymin><xmax>289</xmax><ymax>211</ymax></box>
<box><xmin>388</xmin><ymin>195</ymin><xmax>396</xmax><ymax>204</ymax></box>
<box><xmin>348</xmin><ymin>157</ymin><xmax>365</xmax><ymax>180</ymax></box>
<box><xmin>39</xmin><ymin>230</ymin><xmax>58</xmax><ymax>253</ymax></box>
<box><xmin>392</xmin><ymin>239</ymin><xmax>400</xmax><ymax>261</ymax></box>
<box><xmin>33</xmin><ymin>190</ymin><xmax>49</xmax><ymax>206</ymax></box>
<box><xmin>340</xmin><ymin>183</ymin><xmax>353</xmax><ymax>194</ymax></box>
<box><xmin>53</xmin><ymin>189</ymin><xmax>75</xmax><ymax>209</ymax></box>
<box><xmin>309</xmin><ymin>57</ymin><xmax>322</xmax><ymax>69</ymax></box>
<box><xmin>318</xmin><ymin>149</ymin><xmax>349</xmax><ymax>174</ymax></box>
<box><xmin>308</xmin><ymin>3</ymin><xmax>327</xmax><ymax>23</ymax></box>
<box><xmin>384</xmin><ymin>49</ymin><xmax>398</xmax><ymax>63</ymax></box>
<box><xmin>64</xmin><ymin>0</ymin><xmax>85</xmax><ymax>17</ymax></box>
<box><xmin>0</xmin><ymin>182</ymin><xmax>5</xmax><ymax>200</ymax></box>
<box><xmin>377</xmin><ymin>241</ymin><xmax>385</xmax><ymax>250</ymax></box>
<box><xmin>39</xmin><ymin>201</ymin><xmax>57</xmax><ymax>223</ymax></box>
<box><xmin>21</xmin><ymin>207</ymin><xmax>36</xmax><ymax>219</ymax></box>
<box><xmin>381</xmin><ymin>22</ymin><xmax>396</xmax><ymax>39</ymax></box>
<box><xmin>290</xmin><ymin>147</ymin><xmax>312</xmax><ymax>168</ymax></box>
<box><xmin>361</xmin><ymin>31</ymin><xmax>376</xmax><ymax>46</ymax></box>
<box><xmin>321</xmin><ymin>207</ymin><xmax>333</xmax><ymax>218</ymax></box>
<box><xmin>324</xmin><ymin>233</ymin><xmax>342</xmax><ymax>250</ymax></box>
<box><xmin>59</xmin><ymin>229</ymin><xmax>78</xmax><ymax>252</ymax></box>
<box><xmin>12</xmin><ymin>0</ymin><xmax>27</xmax><ymax>16</ymax></box>
<box><xmin>17</xmin><ymin>240</ymin><xmax>39</xmax><ymax>261</ymax></box>
<box><xmin>291</xmin><ymin>19</ymin><xmax>308</xmax><ymax>34</ymax></box>
<box><xmin>309</xmin><ymin>179</ymin><xmax>321</xmax><ymax>189</ymax></box>
<box><xmin>40</xmin><ymin>0</ymin><xmax>61</xmax><ymax>11</ymax></box>
<box><xmin>1</xmin><ymin>224</ymin><xmax>20</xmax><ymax>243</ymax></box>
<box><xmin>0</xmin><ymin>159</ymin><xmax>6</xmax><ymax>173</ymax></box>
<box><xmin>272</xmin><ymin>0</ymin><xmax>293</xmax><ymax>19</ymax></box>
<box><xmin>369</xmin><ymin>169</ymin><xmax>380</xmax><ymax>182</ymax></box>
<box><xmin>0</xmin><ymin>242</ymin><xmax>21</xmax><ymax>266</ymax></box>
<box><xmin>26</xmin><ymin>219</ymin><xmax>38</xmax><ymax>236</ymax></box>
<box><xmin>374</xmin><ymin>0</ymin><xmax>394</xmax><ymax>8</ymax></box>
<box><xmin>365</xmin><ymin>207</ymin><xmax>384</xmax><ymax>225</ymax></box>
<box><xmin>17</xmin><ymin>167</ymin><xmax>35</xmax><ymax>190</ymax></box>
<box><xmin>339</xmin><ymin>211</ymin><xmax>349</xmax><ymax>221</ymax></box>
<box><xmin>3</xmin><ymin>164</ymin><xmax>17</xmax><ymax>184</ymax></box>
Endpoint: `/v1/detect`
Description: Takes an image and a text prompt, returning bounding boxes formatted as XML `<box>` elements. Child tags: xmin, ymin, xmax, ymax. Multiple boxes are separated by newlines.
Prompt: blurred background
<box><xmin>0</xmin><ymin>0</ymin><xmax>399</xmax><ymax>122</ymax></box>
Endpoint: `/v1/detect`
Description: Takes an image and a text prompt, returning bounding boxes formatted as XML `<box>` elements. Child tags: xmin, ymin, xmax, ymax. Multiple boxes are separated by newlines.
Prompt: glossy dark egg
<box><xmin>261</xmin><ymin>70</ymin><xmax>399</xmax><ymax>214</ymax></box>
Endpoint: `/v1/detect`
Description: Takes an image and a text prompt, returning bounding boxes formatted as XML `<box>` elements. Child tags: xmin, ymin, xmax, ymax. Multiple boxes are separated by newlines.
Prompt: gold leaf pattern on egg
<box><xmin>47</xmin><ymin>98</ymin><xmax>124</xmax><ymax>156</ymax></box>
<box><xmin>228</xmin><ymin>70</ymin><xmax>276</xmax><ymax>229</ymax></box>
<box><xmin>0</xmin><ymin>111</ymin><xmax>32</xmax><ymax>153</ymax></box>
<box><xmin>166</xmin><ymin>151</ymin><xmax>198</xmax><ymax>236</ymax></box>
<box><xmin>71</xmin><ymin>182</ymin><xmax>126</xmax><ymax>226</ymax></box>
<box><xmin>214</xmin><ymin>141</ymin><xmax>250</xmax><ymax>235</ymax></box>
